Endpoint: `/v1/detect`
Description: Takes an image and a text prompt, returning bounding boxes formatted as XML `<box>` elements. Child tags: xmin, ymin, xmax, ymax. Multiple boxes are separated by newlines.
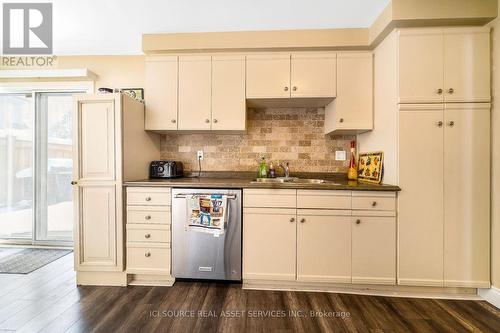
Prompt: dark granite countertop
<box><xmin>124</xmin><ymin>172</ymin><xmax>400</xmax><ymax>191</ymax></box>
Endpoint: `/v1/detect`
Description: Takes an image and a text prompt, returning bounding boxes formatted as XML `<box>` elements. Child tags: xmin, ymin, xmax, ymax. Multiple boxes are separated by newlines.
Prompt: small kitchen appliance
<box><xmin>149</xmin><ymin>160</ymin><xmax>184</xmax><ymax>178</ymax></box>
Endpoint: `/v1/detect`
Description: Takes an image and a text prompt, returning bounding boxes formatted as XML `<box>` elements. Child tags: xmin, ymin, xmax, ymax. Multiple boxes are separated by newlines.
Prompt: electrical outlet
<box><xmin>197</xmin><ymin>150</ymin><xmax>204</xmax><ymax>160</ymax></box>
<box><xmin>335</xmin><ymin>150</ymin><xmax>346</xmax><ymax>161</ymax></box>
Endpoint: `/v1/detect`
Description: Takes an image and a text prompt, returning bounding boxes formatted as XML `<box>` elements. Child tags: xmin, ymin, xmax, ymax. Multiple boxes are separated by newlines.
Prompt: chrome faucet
<box><xmin>278</xmin><ymin>162</ymin><xmax>290</xmax><ymax>178</ymax></box>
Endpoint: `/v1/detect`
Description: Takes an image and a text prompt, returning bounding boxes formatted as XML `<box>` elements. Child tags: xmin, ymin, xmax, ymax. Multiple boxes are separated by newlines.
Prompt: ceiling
<box><xmin>1</xmin><ymin>0</ymin><xmax>390</xmax><ymax>55</ymax></box>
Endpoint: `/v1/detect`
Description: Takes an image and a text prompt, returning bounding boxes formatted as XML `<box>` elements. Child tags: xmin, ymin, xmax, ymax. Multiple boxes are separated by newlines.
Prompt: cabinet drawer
<box><xmin>351</xmin><ymin>192</ymin><xmax>396</xmax><ymax>211</ymax></box>
<box><xmin>127</xmin><ymin>226</ymin><xmax>170</xmax><ymax>243</ymax></box>
<box><xmin>127</xmin><ymin>188</ymin><xmax>171</xmax><ymax>206</ymax></box>
<box><xmin>297</xmin><ymin>190</ymin><xmax>351</xmax><ymax>209</ymax></box>
<box><xmin>243</xmin><ymin>189</ymin><xmax>296</xmax><ymax>208</ymax></box>
<box><xmin>127</xmin><ymin>247</ymin><xmax>170</xmax><ymax>274</ymax></box>
<box><xmin>127</xmin><ymin>206</ymin><xmax>171</xmax><ymax>224</ymax></box>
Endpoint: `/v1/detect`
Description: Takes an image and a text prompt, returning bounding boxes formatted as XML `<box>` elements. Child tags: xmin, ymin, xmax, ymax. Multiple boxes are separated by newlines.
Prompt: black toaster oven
<box><xmin>149</xmin><ymin>161</ymin><xmax>184</xmax><ymax>178</ymax></box>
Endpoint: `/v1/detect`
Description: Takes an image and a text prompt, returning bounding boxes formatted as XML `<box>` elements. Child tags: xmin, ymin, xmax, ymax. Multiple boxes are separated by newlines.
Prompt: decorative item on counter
<box><xmin>347</xmin><ymin>141</ymin><xmax>358</xmax><ymax>180</ymax></box>
<box><xmin>257</xmin><ymin>156</ymin><xmax>268</xmax><ymax>178</ymax></box>
<box><xmin>121</xmin><ymin>88</ymin><xmax>144</xmax><ymax>101</ymax></box>
<box><xmin>357</xmin><ymin>151</ymin><xmax>384</xmax><ymax>184</ymax></box>
<box><xmin>269</xmin><ymin>162</ymin><xmax>276</xmax><ymax>178</ymax></box>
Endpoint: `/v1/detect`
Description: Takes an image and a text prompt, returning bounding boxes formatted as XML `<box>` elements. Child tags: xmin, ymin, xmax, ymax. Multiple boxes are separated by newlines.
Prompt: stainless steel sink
<box><xmin>252</xmin><ymin>177</ymin><xmax>340</xmax><ymax>185</ymax></box>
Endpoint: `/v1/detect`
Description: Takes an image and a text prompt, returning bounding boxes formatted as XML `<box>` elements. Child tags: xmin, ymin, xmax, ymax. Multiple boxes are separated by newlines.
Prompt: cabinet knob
<box><xmin>284</xmin><ymin>86</ymin><xmax>289</xmax><ymax>91</ymax></box>
<box><xmin>145</xmin><ymin>197</ymin><xmax>151</xmax><ymax>202</ymax></box>
<box><xmin>145</xmin><ymin>215</ymin><xmax>151</xmax><ymax>220</ymax></box>
<box><xmin>292</xmin><ymin>86</ymin><xmax>297</xmax><ymax>91</ymax></box>
<box><xmin>437</xmin><ymin>88</ymin><xmax>443</xmax><ymax>95</ymax></box>
<box><xmin>145</xmin><ymin>233</ymin><xmax>151</xmax><ymax>239</ymax></box>
<box><xmin>448</xmin><ymin>121</ymin><xmax>455</xmax><ymax>127</ymax></box>
<box><xmin>171</xmin><ymin>119</ymin><xmax>176</xmax><ymax>123</ymax></box>
<box><xmin>213</xmin><ymin>119</ymin><xmax>218</xmax><ymax>123</ymax></box>
<box><xmin>70</xmin><ymin>181</ymin><xmax>78</xmax><ymax>185</ymax></box>
<box><xmin>205</xmin><ymin>119</ymin><xmax>210</xmax><ymax>123</ymax></box>
<box><xmin>145</xmin><ymin>252</ymin><xmax>151</xmax><ymax>257</ymax></box>
<box><xmin>448</xmin><ymin>88</ymin><xmax>454</xmax><ymax>94</ymax></box>
<box><xmin>339</xmin><ymin>118</ymin><xmax>344</xmax><ymax>123</ymax></box>
<box><xmin>290</xmin><ymin>217</ymin><xmax>295</xmax><ymax>223</ymax></box>
<box><xmin>436</xmin><ymin>121</ymin><xmax>443</xmax><ymax>127</ymax></box>
<box><xmin>371</xmin><ymin>201</ymin><xmax>377</xmax><ymax>207</ymax></box>
<box><xmin>300</xmin><ymin>218</ymin><xmax>306</xmax><ymax>223</ymax></box>
<box><xmin>356</xmin><ymin>219</ymin><xmax>361</xmax><ymax>225</ymax></box>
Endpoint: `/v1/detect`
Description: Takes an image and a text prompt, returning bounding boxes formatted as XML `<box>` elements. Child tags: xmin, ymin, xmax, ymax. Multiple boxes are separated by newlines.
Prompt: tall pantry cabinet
<box><xmin>72</xmin><ymin>93</ymin><xmax>160</xmax><ymax>285</ymax></box>
<box><xmin>397</xmin><ymin>27</ymin><xmax>491</xmax><ymax>288</ymax></box>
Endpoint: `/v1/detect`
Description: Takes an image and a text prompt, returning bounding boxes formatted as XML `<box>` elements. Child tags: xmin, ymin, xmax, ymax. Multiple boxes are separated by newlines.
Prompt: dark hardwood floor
<box><xmin>0</xmin><ymin>254</ymin><xmax>498</xmax><ymax>332</ymax></box>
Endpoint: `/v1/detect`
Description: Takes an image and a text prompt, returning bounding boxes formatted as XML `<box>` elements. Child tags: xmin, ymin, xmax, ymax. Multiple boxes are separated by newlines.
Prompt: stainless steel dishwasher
<box><xmin>171</xmin><ymin>188</ymin><xmax>242</xmax><ymax>281</ymax></box>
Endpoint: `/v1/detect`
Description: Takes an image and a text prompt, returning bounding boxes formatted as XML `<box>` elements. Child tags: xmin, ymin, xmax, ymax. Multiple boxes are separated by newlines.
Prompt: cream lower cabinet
<box><xmin>296</xmin><ymin>210</ymin><xmax>351</xmax><ymax>283</ymax></box>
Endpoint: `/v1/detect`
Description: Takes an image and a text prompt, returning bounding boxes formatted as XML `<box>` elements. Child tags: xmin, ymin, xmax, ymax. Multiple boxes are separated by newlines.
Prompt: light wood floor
<box><xmin>0</xmin><ymin>254</ymin><xmax>498</xmax><ymax>332</ymax></box>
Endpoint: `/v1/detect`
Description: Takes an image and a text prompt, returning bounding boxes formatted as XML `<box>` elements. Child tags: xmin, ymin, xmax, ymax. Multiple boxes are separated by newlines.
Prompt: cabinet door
<box><xmin>443</xmin><ymin>103</ymin><xmax>490</xmax><ymax>287</ymax></box>
<box><xmin>398</xmin><ymin>29</ymin><xmax>444</xmax><ymax>103</ymax></box>
<box><xmin>443</xmin><ymin>28</ymin><xmax>490</xmax><ymax>103</ymax></box>
<box><xmin>246</xmin><ymin>53</ymin><xmax>290</xmax><ymax>98</ymax></box>
<box><xmin>145</xmin><ymin>56</ymin><xmax>178</xmax><ymax>130</ymax></box>
<box><xmin>398</xmin><ymin>105</ymin><xmax>444</xmax><ymax>286</ymax></box>
<box><xmin>290</xmin><ymin>53</ymin><xmax>336</xmax><ymax>98</ymax></box>
<box><xmin>352</xmin><ymin>216</ymin><xmax>396</xmax><ymax>285</ymax></box>
<box><xmin>326</xmin><ymin>52</ymin><xmax>373</xmax><ymax>132</ymax></box>
<box><xmin>243</xmin><ymin>208</ymin><xmax>296</xmax><ymax>280</ymax></box>
<box><xmin>212</xmin><ymin>55</ymin><xmax>246</xmax><ymax>130</ymax></box>
<box><xmin>296</xmin><ymin>210</ymin><xmax>351</xmax><ymax>283</ymax></box>
<box><xmin>178</xmin><ymin>56</ymin><xmax>212</xmax><ymax>130</ymax></box>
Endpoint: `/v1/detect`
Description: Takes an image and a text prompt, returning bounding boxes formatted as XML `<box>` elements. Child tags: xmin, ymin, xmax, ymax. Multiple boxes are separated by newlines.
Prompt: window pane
<box><xmin>0</xmin><ymin>94</ymin><xmax>33</xmax><ymax>239</ymax></box>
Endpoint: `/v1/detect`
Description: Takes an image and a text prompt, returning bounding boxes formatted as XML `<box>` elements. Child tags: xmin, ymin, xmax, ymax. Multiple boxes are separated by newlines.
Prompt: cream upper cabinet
<box><xmin>246</xmin><ymin>53</ymin><xmax>291</xmax><ymax>98</ymax></box>
<box><xmin>324</xmin><ymin>52</ymin><xmax>373</xmax><ymax>134</ymax></box>
<box><xmin>398</xmin><ymin>29</ymin><xmax>444</xmax><ymax>104</ymax></box>
<box><xmin>243</xmin><ymin>208</ymin><xmax>296</xmax><ymax>281</ymax></box>
<box><xmin>145</xmin><ymin>56</ymin><xmax>178</xmax><ymax>130</ymax></box>
<box><xmin>178</xmin><ymin>55</ymin><xmax>212</xmax><ymax>130</ymax></box>
<box><xmin>443</xmin><ymin>28</ymin><xmax>491</xmax><ymax>103</ymax></box>
<box><xmin>443</xmin><ymin>103</ymin><xmax>490</xmax><ymax>288</ymax></box>
<box><xmin>398</xmin><ymin>104</ymin><xmax>444</xmax><ymax>287</ymax></box>
<box><xmin>296</xmin><ymin>210</ymin><xmax>351</xmax><ymax>283</ymax></box>
<box><xmin>398</xmin><ymin>27</ymin><xmax>490</xmax><ymax>104</ymax></box>
<box><xmin>211</xmin><ymin>55</ymin><xmax>246</xmax><ymax>131</ymax></box>
<box><xmin>352</xmin><ymin>215</ymin><xmax>396</xmax><ymax>285</ymax></box>
<box><xmin>290</xmin><ymin>53</ymin><xmax>336</xmax><ymax>98</ymax></box>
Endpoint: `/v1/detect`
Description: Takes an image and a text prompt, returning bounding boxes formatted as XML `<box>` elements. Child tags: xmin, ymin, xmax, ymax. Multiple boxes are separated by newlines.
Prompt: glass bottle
<box><xmin>348</xmin><ymin>141</ymin><xmax>358</xmax><ymax>180</ymax></box>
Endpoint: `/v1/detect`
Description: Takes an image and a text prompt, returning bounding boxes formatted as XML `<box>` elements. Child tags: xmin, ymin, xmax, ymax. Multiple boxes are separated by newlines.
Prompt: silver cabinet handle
<box><xmin>145</xmin><ymin>215</ymin><xmax>151</xmax><ymax>220</ymax></box>
<box><xmin>356</xmin><ymin>219</ymin><xmax>361</xmax><ymax>225</ymax></box>
<box><xmin>339</xmin><ymin>118</ymin><xmax>344</xmax><ymax>123</ymax></box>
<box><xmin>300</xmin><ymin>218</ymin><xmax>305</xmax><ymax>223</ymax></box>
<box><xmin>290</xmin><ymin>217</ymin><xmax>295</xmax><ymax>223</ymax></box>
<box><xmin>145</xmin><ymin>252</ymin><xmax>151</xmax><ymax>257</ymax></box>
<box><xmin>448</xmin><ymin>121</ymin><xmax>455</xmax><ymax>127</ymax></box>
<box><xmin>292</xmin><ymin>86</ymin><xmax>297</xmax><ymax>91</ymax></box>
<box><xmin>436</xmin><ymin>121</ymin><xmax>443</xmax><ymax>127</ymax></box>
<box><xmin>145</xmin><ymin>197</ymin><xmax>151</xmax><ymax>202</ymax></box>
<box><xmin>71</xmin><ymin>181</ymin><xmax>78</xmax><ymax>185</ymax></box>
<box><xmin>284</xmin><ymin>86</ymin><xmax>289</xmax><ymax>91</ymax></box>
<box><xmin>437</xmin><ymin>88</ymin><xmax>443</xmax><ymax>95</ymax></box>
<box><xmin>371</xmin><ymin>201</ymin><xmax>377</xmax><ymax>207</ymax></box>
<box><xmin>448</xmin><ymin>88</ymin><xmax>454</xmax><ymax>94</ymax></box>
<box><xmin>145</xmin><ymin>234</ymin><xmax>151</xmax><ymax>239</ymax></box>
<box><xmin>171</xmin><ymin>119</ymin><xmax>176</xmax><ymax>123</ymax></box>
<box><xmin>205</xmin><ymin>119</ymin><xmax>210</xmax><ymax>123</ymax></box>
<box><xmin>213</xmin><ymin>119</ymin><xmax>218</xmax><ymax>123</ymax></box>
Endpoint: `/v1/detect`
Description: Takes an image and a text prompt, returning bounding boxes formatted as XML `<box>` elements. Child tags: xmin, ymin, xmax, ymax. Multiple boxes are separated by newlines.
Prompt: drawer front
<box><xmin>127</xmin><ymin>228</ymin><xmax>170</xmax><ymax>243</ymax></box>
<box><xmin>243</xmin><ymin>189</ymin><xmax>296</xmax><ymax>208</ymax></box>
<box><xmin>297</xmin><ymin>190</ymin><xmax>351</xmax><ymax>209</ymax></box>
<box><xmin>127</xmin><ymin>191</ymin><xmax>171</xmax><ymax>206</ymax></box>
<box><xmin>352</xmin><ymin>196</ymin><xmax>395</xmax><ymax>211</ymax></box>
<box><xmin>127</xmin><ymin>247</ymin><xmax>170</xmax><ymax>273</ymax></box>
<box><xmin>127</xmin><ymin>209</ymin><xmax>171</xmax><ymax>224</ymax></box>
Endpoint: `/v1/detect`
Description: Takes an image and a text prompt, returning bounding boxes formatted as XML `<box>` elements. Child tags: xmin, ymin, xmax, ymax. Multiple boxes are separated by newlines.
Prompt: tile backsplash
<box><xmin>160</xmin><ymin>108</ymin><xmax>354</xmax><ymax>173</ymax></box>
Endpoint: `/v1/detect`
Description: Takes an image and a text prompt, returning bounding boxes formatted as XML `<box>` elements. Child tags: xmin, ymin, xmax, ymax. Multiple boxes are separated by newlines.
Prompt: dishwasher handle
<box><xmin>174</xmin><ymin>193</ymin><xmax>238</xmax><ymax>200</ymax></box>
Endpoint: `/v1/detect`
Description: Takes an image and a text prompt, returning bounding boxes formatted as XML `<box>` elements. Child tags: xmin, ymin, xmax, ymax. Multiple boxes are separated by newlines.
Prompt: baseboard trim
<box><xmin>76</xmin><ymin>271</ymin><xmax>127</xmax><ymax>286</ymax></box>
<box><xmin>478</xmin><ymin>286</ymin><xmax>500</xmax><ymax>309</ymax></box>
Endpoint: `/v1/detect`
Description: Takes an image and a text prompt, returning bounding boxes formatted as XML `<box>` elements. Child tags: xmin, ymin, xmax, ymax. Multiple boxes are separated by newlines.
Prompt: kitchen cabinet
<box><xmin>398</xmin><ymin>103</ymin><xmax>490</xmax><ymax>288</ymax></box>
<box><xmin>246</xmin><ymin>52</ymin><xmax>336</xmax><ymax>99</ymax></box>
<box><xmin>243</xmin><ymin>207</ymin><xmax>297</xmax><ymax>281</ymax></box>
<box><xmin>398</xmin><ymin>27</ymin><xmax>490</xmax><ymax>104</ymax></box>
<box><xmin>73</xmin><ymin>94</ymin><xmax>160</xmax><ymax>285</ymax></box>
<box><xmin>325</xmin><ymin>52</ymin><xmax>373</xmax><ymax>134</ymax></box>
<box><xmin>352</xmin><ymin>214</ymin><xmax>396</xmax><ymax>285</ymax></box>
<box><xmin>443</xmin><ymin>103</ymin><xmax>490</xmax><ymax>287</ymax></box>
<box><xmin>296</xmin><ymin>210</ymin><xmax>351</xmax><ymax>283</ymax></box>
<box><xmin>211</xmin><ymin>55</ymin><xmax>246</xmax><ymax>130</ymax></box>
<box><xmin>145</xmin><ymin>56</ymin><xmax>178</xmax><ymax>130</ymax></box>
<box><xmin>178</xmin><ymin>55</ymin><xmax>212</xmax><ymax>130</ymax></box>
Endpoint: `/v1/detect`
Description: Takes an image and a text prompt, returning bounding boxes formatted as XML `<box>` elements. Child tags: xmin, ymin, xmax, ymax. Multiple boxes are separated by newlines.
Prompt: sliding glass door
<box><xmin>0</xmin><ymin>92</ymin><xmax>76</xmax><ymax>244</ymax></box>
